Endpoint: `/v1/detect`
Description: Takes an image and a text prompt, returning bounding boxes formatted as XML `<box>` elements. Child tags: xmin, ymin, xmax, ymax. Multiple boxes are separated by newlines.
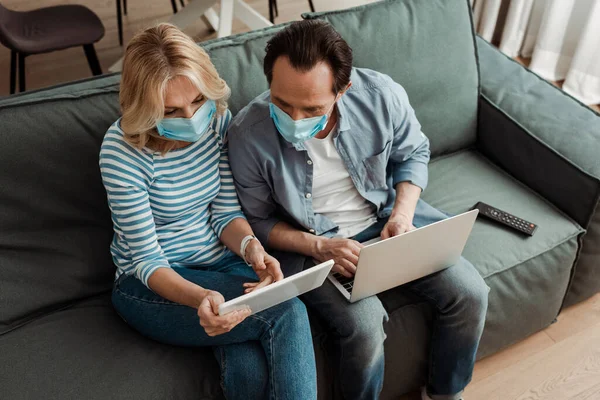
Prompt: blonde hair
<box><xmin>119</xmin><ymin>23</ymin><xmax>230</xmax><ymax>152</ymax></box>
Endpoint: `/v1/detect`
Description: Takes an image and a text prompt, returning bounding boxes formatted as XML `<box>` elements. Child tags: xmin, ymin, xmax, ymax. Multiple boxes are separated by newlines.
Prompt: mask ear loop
<box><xmin>326</xmin><ymin>92</ymin><xmax>340</xmax><ymax>118</ymax></box>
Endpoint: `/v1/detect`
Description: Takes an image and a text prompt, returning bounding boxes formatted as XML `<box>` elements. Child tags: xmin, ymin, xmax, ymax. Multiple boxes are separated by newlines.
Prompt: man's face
<box><xmin>270</xmin><ymin>56</ymin><xmax>338</xmax><ymax>121</ymax></box>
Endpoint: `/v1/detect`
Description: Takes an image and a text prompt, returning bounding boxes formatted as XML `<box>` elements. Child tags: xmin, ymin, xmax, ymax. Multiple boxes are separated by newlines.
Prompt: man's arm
<box><xmin>228</xmin><ymin>130</ymin><xmax>362</xmax><ymax>278</ymax></box>
<box><xmin>382</xmin><ymin>82</ymin><xmax>431</xmax><ymax>239</ymax></box>
<box><xmin>382</xmin><ymin>182</ymin><xmax>422</xmax><ymax>239</ymax></box>
<box><xmin>268</xmin><ymin>221</ymin><xmax>362</xmax><ymax>278</ymax></box>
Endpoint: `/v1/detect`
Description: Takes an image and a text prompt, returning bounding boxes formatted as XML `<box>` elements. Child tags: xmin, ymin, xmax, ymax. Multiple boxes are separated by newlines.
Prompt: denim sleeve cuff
<box><xmin>250</xmin><ymin>217</ymin><xmax>281</xmax><ymax>245</ymax></box>
<box><xmin>212</xmin><ymin>212</ymin><xmax>247</xmax><ymax>238</ymax></box>
<box><xmin>392</xmin><ymin>160</ymin><xmax>429</xmax><ymax>191</ymax></box>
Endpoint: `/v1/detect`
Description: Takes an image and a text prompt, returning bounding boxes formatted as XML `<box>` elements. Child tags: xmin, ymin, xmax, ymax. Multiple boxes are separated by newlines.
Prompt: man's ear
<box><xmin>339</xmin><ymin>81</ymin><xmax>352</xmax><ymax>96</ymax></box>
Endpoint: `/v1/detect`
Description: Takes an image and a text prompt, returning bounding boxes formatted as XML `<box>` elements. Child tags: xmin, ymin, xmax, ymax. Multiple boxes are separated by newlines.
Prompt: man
<box><xmin>228</xmin><ymin>20</ymin><xmax>488</xmax><ymax>400</ymax></box>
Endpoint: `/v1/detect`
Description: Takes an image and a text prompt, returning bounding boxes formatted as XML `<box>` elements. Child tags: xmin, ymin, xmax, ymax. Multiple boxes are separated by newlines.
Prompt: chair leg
<box><xmin>18</xmin><ymin>53</ymin><xmax>25</xmax><ymax>93</ymax></box>
<box><xmin>268</xmin><ymin>0</ymin><xmax>274</xmax><ymax>23</ymax></box>
<box><xmin>123</xmin><ymin>0</ymin><xmax>128</xmax><ymax>15</ymax></box>
<box><xmin>84</xmin><ymin>44</ymin><xmax>103</xmax><ymax>76</ymax></box>
<box><xmin>10</xmin><ymin>50</ymin><xmax>16</xmax><ymax>94</ymax></box>
<box><xmin>274</xmin><ymin>0</ymin><xmax>279</xmax><ymax>17</ymax></box>
<box><xmin>179</xmin><ymin>0</ymin><xmax>185</xmax><ymax>7</ymax></box>
<box><xmin>116</xmin><ymin>0</ymin><xmax>123</xmax><ymax>46</ymax></box>
<box><xmin>308</xmin><ymin>0</ymin><xmax>315</xmax><ymax>12</ymax></box>
<box><xmin>171</xmin><ymin>0</ymin><xmax>178</xmax><ymax>14</ymax></box>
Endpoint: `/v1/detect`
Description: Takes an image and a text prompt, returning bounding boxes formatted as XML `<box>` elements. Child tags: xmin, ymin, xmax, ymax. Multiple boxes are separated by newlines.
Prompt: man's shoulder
<box><xmin>349</xmin><ymin>67</ymin><xmax>399</xmax><ymax>89</ymax></box>
<box><xmin>229</xmin><ymin>90</ymin><xmax>274</xmax><ymax>142</ymax></box>
<box><xmin>347</xmin><ymin>67</ymin><xmax>409</xmax><ymax>107</ymax></box>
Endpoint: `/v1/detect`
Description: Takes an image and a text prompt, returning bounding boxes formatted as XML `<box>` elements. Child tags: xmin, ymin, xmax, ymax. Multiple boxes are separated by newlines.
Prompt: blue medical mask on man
<box><xmin>269</xmin><ymin>94</ymin><xmax>339</xmax><ymax>144</ymax></box>
<box><xmin>156</xmin><ymin>99</ymin><xmax>216</xmax><ymax>142</ymax></box>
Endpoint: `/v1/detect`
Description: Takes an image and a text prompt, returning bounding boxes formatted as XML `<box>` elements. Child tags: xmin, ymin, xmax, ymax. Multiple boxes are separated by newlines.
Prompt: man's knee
<box><xmin>452</xmin><ymin>260</ymin><xmax>489</xmax><ymax>320</ymax></box>
<box><xmin>339</xmin><ymin>298</ymin><xmax>388</xmax><ymax>345</ymax></box>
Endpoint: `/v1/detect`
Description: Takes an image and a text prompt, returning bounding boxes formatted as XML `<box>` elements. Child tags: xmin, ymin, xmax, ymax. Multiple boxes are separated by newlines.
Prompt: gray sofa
<box><xmin>1</xmin><ymin>1</ymin><xmax>599</xmax><ymax>399</ymax></box>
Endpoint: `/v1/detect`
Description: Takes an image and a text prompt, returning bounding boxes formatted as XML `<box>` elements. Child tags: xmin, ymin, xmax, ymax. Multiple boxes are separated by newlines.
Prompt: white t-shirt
<box><xmin>304</xmin><ymin>127</ymin><xmax>378</xmax><ymax>238</ymax></box>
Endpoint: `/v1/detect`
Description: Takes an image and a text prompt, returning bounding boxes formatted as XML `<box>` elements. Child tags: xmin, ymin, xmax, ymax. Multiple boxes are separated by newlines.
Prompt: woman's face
<box><xmin>163</xmin><ymin>76</ymin><xmax>207</xmax><ymax>119</ymax></box>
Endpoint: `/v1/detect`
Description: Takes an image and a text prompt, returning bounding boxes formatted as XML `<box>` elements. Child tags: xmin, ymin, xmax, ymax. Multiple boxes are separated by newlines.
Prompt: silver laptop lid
<box><xmin>350</xmin><ymin>209</ymin><xmax>478</xmax><ymax>302</ymax></box>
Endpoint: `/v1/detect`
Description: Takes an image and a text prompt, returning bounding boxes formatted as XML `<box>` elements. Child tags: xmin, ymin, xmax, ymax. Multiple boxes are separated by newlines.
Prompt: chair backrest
<box><xmin>0</xmin><ymin>3</ymin><xmax>19</xmax><ymax>50</ymax></box>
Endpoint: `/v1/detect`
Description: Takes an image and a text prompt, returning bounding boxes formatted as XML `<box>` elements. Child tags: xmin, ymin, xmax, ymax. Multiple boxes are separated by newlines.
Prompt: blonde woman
<box><xmin>99</xmin><ymin>24</ymin><xmax>317</xmax><ymax>399</ymax></box>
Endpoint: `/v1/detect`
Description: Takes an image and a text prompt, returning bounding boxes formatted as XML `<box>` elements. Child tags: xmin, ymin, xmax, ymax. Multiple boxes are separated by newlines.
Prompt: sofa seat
<box><xmin>0</xmin><ymin>293</ymin><xmax>338</xmax><ymax>400</ymax></box>
<box><xmin>377</xmin><ymin>149</ymin><xmax>583</xmax><ymax>398</ymax></box>
<box><xmin>0</xmin><ymin>295</ymin><xmax>225</xmax><ymax>400</ymax></box>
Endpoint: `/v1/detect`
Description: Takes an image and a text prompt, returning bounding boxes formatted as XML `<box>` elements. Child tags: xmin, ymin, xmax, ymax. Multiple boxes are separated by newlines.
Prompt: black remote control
<box><xmin>474</xmin><ymin>202</ymin><xmax>537</xmax><ymax>236</ymax></box>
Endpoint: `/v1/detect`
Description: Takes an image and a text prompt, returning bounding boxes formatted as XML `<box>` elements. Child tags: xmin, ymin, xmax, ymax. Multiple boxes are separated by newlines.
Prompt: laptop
<box><xmin>328</xmin><ymin>209</ymin><xmax>478</xmax><ymax>303</ymax></box>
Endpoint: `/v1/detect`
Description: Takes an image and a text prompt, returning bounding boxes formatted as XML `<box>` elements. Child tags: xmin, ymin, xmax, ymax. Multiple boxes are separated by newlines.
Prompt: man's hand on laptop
<box><xmin>313</xmin><ymin>238</ymin><xmax>363</xmax><ymax>278</ymax></box>
<box><xmin>243</xmin><ymin>241</ymin><xmax>284</xmax><ymax>294</ymax></box>
<box><xmin>381</xmin><ymin>213</ymin><xmax>416</xmax><ymax>240</ymax></box>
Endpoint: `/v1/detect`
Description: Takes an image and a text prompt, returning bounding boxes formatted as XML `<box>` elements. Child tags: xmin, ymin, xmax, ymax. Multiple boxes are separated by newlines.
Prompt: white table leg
<box><xmin>217</xmin><ymin>0</ymin><xmax>235</xmax><ymax>38</ymax></box>
<box><xmin>169</xmin><ymin>0</ymin><xmax>218</xmax><ymax>30</ymax></box>
<box><xmin>108</xmin><ymin>0</ymin><xmax>272</xmax><ymax>72</ymax></box>
<box><xmin>234</xmin><ymin>0</ymin><xmax>272</xmax><ymax>31</ymax></box>
<box><xmin>203</xmin><ymin>7</ymin><xmax>220</xmax><ymax>32</ymax></box>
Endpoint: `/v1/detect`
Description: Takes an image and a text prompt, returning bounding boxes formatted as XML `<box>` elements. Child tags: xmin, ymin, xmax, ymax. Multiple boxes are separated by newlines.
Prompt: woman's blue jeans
<box><xmin>112</xmin><ymin>255</ymin><xmax>317</xmax><ymax>400</ymax></box>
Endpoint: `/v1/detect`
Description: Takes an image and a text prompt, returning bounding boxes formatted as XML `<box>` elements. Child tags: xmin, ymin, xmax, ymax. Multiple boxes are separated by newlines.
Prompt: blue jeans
<box><xmin>301</xmin><ymin>199</ymin><xmax>488</xmax><ymax>400</ymax></box>
<box><xmin>112</xmin><ymin>256</ymin><xmax>317</xmax><ymax>400</ymax></box>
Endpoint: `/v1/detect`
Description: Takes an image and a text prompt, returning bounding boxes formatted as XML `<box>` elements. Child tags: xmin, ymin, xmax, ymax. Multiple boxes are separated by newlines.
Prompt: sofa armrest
<box><xmin>476</xmin><ymin>36</ymin><xmax>600</xmax><ymax>229</ymax></box>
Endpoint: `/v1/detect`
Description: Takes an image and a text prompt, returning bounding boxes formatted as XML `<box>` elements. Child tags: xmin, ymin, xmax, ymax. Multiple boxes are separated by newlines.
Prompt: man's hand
<box><xmin>243</xmin><ymin>240</ymin><xmax>284</xmax><ymax>294</ymax></box>
<box><xmin>198</xmin><ymin>290</ymin><xmax>251</xmax><ymax>336</ymax></box>
<box><xmin>313</xmin><ymin>237</ymin><xmax>363</xmax><ymax>278</ymax></box>
<box><xmin>381</xmin><ymin>213</ymin><xmax>416</xmax><ymax>240</ymax></box>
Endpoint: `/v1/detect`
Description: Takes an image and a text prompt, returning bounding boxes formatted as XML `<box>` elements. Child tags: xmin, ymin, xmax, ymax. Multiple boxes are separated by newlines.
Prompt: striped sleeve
<box><xmin>210</xmin><ymin>110</ymin><xmax>246</xmax><ymax>237</ymax></box>
<box><xmin>100</xmin><ymin>130</ymin><xmax>171</xmax><ymax>288</ymax></box>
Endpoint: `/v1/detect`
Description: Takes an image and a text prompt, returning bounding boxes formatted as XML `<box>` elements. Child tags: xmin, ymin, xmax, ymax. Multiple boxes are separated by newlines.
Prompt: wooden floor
<box><xmin>399</xmin><ymin>293</ymin><xmax>600</xmax><ymax>400</ymax></box>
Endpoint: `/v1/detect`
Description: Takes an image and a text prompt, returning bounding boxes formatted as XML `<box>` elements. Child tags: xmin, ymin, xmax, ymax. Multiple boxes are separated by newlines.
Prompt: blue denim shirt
<box><xmin>228</xmin><ymin>67</ymin><xmax>430</xmax><ymax>245</ymax></box>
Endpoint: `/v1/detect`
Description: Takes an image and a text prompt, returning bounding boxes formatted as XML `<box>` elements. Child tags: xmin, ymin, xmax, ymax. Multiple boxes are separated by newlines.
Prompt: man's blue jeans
<box><xmin>112</xmin><ymin>256</ymin><xmax>317</xmax><ymax>400</ymax></box>
<box><xmin>301</xmin><ymin>199</ymin><xmax>488</xmax><ymax>400</ymax></box>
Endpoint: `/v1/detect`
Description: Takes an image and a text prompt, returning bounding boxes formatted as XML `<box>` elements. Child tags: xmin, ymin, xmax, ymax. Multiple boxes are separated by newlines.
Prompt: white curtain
<box><xmin>472</xmin><ymin>0</ymin><xmax>600</xmax><ymax>105</ymax></box>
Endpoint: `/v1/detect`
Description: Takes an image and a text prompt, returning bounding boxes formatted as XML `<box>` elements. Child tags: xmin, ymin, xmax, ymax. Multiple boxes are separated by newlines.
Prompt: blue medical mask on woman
<box><xmin>269</xmin><ymin>95</ymin><xmax>338</xmax><ymax>144</ymax></box>
<box><xmin>156</xmin><ymin>99</ymin><xmax>216</xmax><ymax>142</ymax></box>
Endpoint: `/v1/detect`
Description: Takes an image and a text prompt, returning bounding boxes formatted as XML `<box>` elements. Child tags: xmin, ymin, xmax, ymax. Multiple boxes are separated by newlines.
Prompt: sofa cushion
<box><xmin>0</xmin><ymin>294</ymin><xmax>336</xmax><ymax>400</ymax></box>
<box><xmin>0</xmin><ymin>78</ymin><xmax>120</xmax><ymax>333</ymax></box>
<box><xmin>304</xmin><ymin>0</ymin><xmax>479</xmax><ymax>157</ymax></box>
<box><xmin>0</xmin><ymin>295</ymin><xmax>224</xmax><ymax>400</ymax></box>
<box><xmin>421</xmin><ymin>150</ymin><xmax>583</xmax><ymax>355</ymax></box>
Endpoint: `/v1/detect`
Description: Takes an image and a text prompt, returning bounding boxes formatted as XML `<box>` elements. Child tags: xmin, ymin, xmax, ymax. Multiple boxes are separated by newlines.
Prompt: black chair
<box><xmin>0</xmin><ymin>3</ymin><xmax>104</xmax><ymax>94</ymax></box>
<box><xmin>116</xmin><ymin>0</ymin><xmax>186</xmax><ymax>46</ymax></box>
<box><xmin>268</xmin><ymin>0</ymin><xmax>315</xmax><ymax>23</ymax></box>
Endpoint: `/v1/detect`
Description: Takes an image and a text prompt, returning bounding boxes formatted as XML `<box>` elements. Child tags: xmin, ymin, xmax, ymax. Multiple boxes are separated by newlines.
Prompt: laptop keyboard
<box><xmin>332</xmin><ymin>271</ymin><xmax>355</xmax><ymax>293</ymax></box>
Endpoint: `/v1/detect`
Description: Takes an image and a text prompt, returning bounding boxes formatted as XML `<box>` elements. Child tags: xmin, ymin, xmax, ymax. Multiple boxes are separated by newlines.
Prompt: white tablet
<box><xmin>218</xmin><ymin>260</ymin><xmax>334</xmax><ymax>316</ymax></box>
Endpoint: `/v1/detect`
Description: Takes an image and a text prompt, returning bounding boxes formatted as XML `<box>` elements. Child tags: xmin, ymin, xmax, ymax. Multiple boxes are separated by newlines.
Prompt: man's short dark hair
<box><xmin>264</xmin><ymin>20</ymin><xmax>353</xmax><ymax>94</ymax></box>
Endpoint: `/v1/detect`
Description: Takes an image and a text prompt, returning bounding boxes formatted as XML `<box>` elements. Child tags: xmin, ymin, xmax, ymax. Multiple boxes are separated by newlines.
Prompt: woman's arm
<box><xmin>210</xmin><ymin>137</ymin><xmax>284</xmax><ymax>287</ymax></box>
<box><xmin>148</xmin><ymin>268</ymin><xmax>208</xmax><ymax>308</ymax></box>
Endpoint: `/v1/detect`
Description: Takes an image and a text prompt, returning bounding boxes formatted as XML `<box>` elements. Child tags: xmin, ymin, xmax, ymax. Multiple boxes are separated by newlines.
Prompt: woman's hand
<box><xmin>197</xmin><ymin>290</ymin><xmax>251</xmax><ymax>336</ymax></box>
<box><xmin>243</xmin><ymin>240</ymin><xmax>284</xmax><ymax>294</ymax></box>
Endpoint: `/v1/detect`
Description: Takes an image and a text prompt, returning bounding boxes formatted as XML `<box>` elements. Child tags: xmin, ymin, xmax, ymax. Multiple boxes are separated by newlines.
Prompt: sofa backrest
<box><xmin>202</xmin><ymin>25</ymin><xmax>285</xmax><ymax>116</ymax></box>
<box><xmin>0</xmin><ymin>76</ymin><xmax>121</xmax><ymax>333</ymax></box>
<box><xmin>304</xmin><ymin>0</ymin><xmax>479</xmax><ymax>157</ymax></box>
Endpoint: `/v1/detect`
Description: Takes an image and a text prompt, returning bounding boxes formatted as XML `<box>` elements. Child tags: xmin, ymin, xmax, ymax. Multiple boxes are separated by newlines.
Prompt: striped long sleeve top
<box><xmin>99</xmin><ymin>110</ymin><xmax>245</xmax><ymax>288</ymax></box>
